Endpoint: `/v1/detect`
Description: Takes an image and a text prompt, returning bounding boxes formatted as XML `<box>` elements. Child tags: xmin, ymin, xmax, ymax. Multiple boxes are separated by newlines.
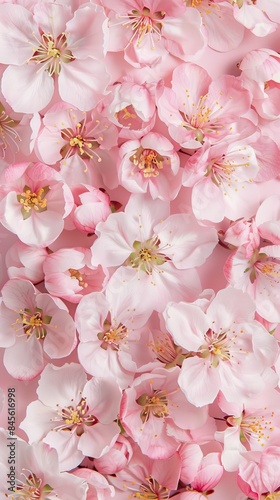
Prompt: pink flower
<box><xmin>71</xmin><ymin>184</ymin><xmax>112</xmax><ymax>234</ymax></box>
<box><xmin>0</xmin><ymin>430</ymin><xmax>88</xmax><ymax>500</ymax></box>
<box><xmin>164</xmin><ymin>287</ymin><xmax>278</xmax><ymax>407</ymax></box>
<box><xmin>43</xmin><ymin>247</ymin><xmax>107</xmax><ymax>304</ymax></box>
<box><xmin>224</xmin><ymin>245</ymin><xmax>280</xmax><ymax>323</ymax></box>
<box><xmin>222</xmin><ymin>218</ymin><xmax>260</xmax><ymax>254</ymax></box>
<box><xmin>36</xmin><ymin>102</ymin><xmax>119</xmax><ymax>188</ymax></box>
<box><xmin>94</xmin><ymin>435</ymin><xmax>133</xmax><ymax>475</ymax></box>
<box><xmin>215</xmin><ymin>389</ymin><xmax>280</xmax><ymax>472</ymax></box>
<box><xmin>240</xmin><ymin>49</ymin><xmax>280</xmax><ymax>120</ymax></box>
<box><xmin>0</xmin><ymin>162</ymin><xmax>73</xmax><ymax>247</ymax></box>
<box><xmin>183</xmin><ymin>141</ymin><xmax>260</xmax><ymax>222</ymax></box>
<box><xmin>157</xmin><ymin>62</ymin><xmax>251</xmax><ymax>149</ymax></box>
<box><xmin>91</xmin><ymin>194</ymin><xmax>217</xmax><ymax>314</ymax></box>
<box><xmin>108</xmin><ymin>441</ymin><xmax>181</xmax><ymax>499</ymax></box>
<box><xmin>0</xmin><ymin>2</ymin><xmax>110</xmax><ymax>112</ymax></box>
<box><xmin>120</xmin><ymin>367</ymin><xmax>208</xmax><ymax>459</ymax></box>
<box><xmin>232</xmin><ymin>0</ymin><xmax>279</xmax><ymax>37</ymax></box>
<box><xmin>118</xmin><ymin>132</ymin><xmax>182</xmax><ymax>201</ymax></box>
<box><xmin>237</xmin><ymin>447</ymin><xmax>280</xmax><ymax>499</ymax></box>
<box><xmin>72</xmin><ymin>469</ymin><xmax>115</xmax><ymax>500</ymax></box>
<box><xmin>179</xmin><ymin>443</ymin><xmax>223</xmax><ymax>496</ymax></box>
<box><xmin>102</xmin><ymin>0</ymin><xmax>206</xmax><ymax>68</ymax></box>
<box><xmin>0</xmin><ymin>279</ymin><xmax>77</xmax><ymax>380</ymax></box>
<box><xmin>184</xmin><ymin>0</ymin><xmax>244</xmax><ymax>52</ymax></box>
<box><xmin>0</xmin><ymin>101</ymin><xmax>22</xmax><ymax>164</ymax></box>
<box><xmin>6</xmin><ymin>241</ymin><xmax>48</xmax><ymax>283</ymax></box>
<box><xmin>101</xmin><ymin>79</ymin><xmax>156</xmax><ymax>140</ymax></box>
<box><xmin>75</xmin><ymin>290</ymin><xmax>149</xmax><ymax>389</ymax></box>
<box><xmin>20</xmin><ymin>363</ymin><xmax>122</xmax><ymax>471</ymax></box>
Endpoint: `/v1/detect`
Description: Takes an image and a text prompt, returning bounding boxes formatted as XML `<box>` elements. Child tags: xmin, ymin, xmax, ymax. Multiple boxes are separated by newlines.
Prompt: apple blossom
<box><xmin>157</xmin><ymin>62</ymin><xmax>251</xmax><ymax>149</ymax></box>
<box><xmin>184</xmin><ymin>0</ymin><xmax>244</xmax><ymax>52</ymax></box>
<box><xmin>164</xmin><ymin>287</ymin><xmax>278</xmax><ymax>407</ymax></box>
<box><xmin>36</xmin><ymin>102</ymin><xmax>119</xmax><ymax>188</ymax></box>
<box><xmin>120</xmin><ymin>367</ymin><xmax>209</xmax><ymax>459</ymax></box>
<box><xmin>20</xmin><ymin>363</ymin><xmax>122</xmax><ymax>471</ymax></box>
<box><xmin>237</xmin><ymin>446</ymin><xmax>280</xmax><ymax>500</ymax></box>
<box><xmin>6</xmin><ymin>241</ymin><xmax>48</xmax><ymax>283</ymax></box>
<box><xmin>75</xmin><ymin>290</ymin><xmax>150</xmax><ymax>389</ymax></box>
<box><xmin>215</xmin><ymin>390</ymin><xmax>280</xmax><ymax>472</ymax></box>
<box><xmin>108</xmin><ymin>441</ymin><xmax>181</xmax><ymax>499</ymax></box>
<box><xmin>91</xmin><ymin>194</ymin><xmax>218</xmax><ymax>314</ymax></box>
<box><xmin>0</xmin><ymin>162</ymin><xmax>73</xmax><ymax>247</ymax></box>
<box><xmin>0</xmin><ymin>2</ymin><xmax>110</xmax><ymax>112</ymax></box>
<box><xmin>0</xmin><ymin>429</ymin><xmax>88</xmax><ymax>500</ymax></box>
<box><xmin>43</xmin><ymin>247</ymin><xmax>107</xmax><ymax>303</ymax></box>
<box><xmin>118</xmin><ymin>132</ymin><xmax>183</xmax><ymax>201</ymax></box>
<box><xmin>101</xmin><ymin>0</ymin><xmax>206</xmax><ymax>68</ymax></box>
<box><xmin>70</xmin><ymin>184</ymin><xmax>112</xmax><ymax>234</ymax></box>
<box><xmin>0</xmin><ymin>279</ymin><xmax>77</xmax><ymax>380</ymax></box>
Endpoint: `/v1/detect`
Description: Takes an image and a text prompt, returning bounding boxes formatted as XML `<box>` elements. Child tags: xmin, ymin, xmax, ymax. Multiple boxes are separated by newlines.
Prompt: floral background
<box><xmin>0</xmin><ymin>1</ymin><xmax>280</xmax><ymax>499</ymax></box>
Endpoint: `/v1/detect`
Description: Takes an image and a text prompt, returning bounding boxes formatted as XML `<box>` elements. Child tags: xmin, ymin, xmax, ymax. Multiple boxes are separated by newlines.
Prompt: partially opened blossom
<box><xmin>237</xmin><ymin>446</ymin><xmax>280</xmax><ymax>499</ymax></box>
<box><xmin>102</xmin><ymin>0</ymin><xmax>206</xmax><ymax>68</ymax></box>
<box><xmin>76</xmin><ymin>291</ymin><xmax>150</xmax><ymax>389</ymax></box>
<box><xmin>91</xmin><ymin>194</ymin><xmax>218</xmax><ymax>314</ymax></box>
<box><xmin>94</xmin><ymin>434</ymin><xmax>133</xmax><ymax>474</ymax></box>
<box><xmin>0</xmin><ymin>2</ymin><xmax>110</xmax><ymax>112</ymax></box>
<box><xmin>71</xmin><ymin>184</ymin><xmax>112</xmax><ymax>234</ymax></box>
<box><xmin>164</xmin><ymin>287</ymin><xmax>278</xmax><ymax>407</ymax></box>
<box><xmin>118</xmin><ymin>132</ymin><xmax>182</xmax><ymax>201</ymax></box>
<box><xmin>178</xmin><ymin>443</ymin><xmax>223</xmax><ymax>498</ymax></box>
<box><xmin>6</xmin><ymin>241</ymin><xmax>48</xmax><ymax>283</ymax></box>
<box><xmin>36</xmin><ymin>102</ymin><xmax>119</xmax><ymax>188</ymax></box>
<box><xmin>108</xmin><ymin>441</ymin><xmax>181</xmax><ymax>499</ymax></box>
<box><xmin>72</xmin><ymin>468</ymin><xmax>115</xmax><ymax>500</ymax></box>
<box><xmin>20</xmin><ymin>363</ymin><xmax>121</xmax><ymax>471</ymax></box>
<box><xmin>101</xmin><ymin>79</ymin><xmax>156</xmax><ymax>140</ymax></box>
<box><xmin>0</xmin><ymin>162</ymin><xmax>73</xmax><ymax>247</ymax></box>
<box><xmin>43</xmin><ymin>247</ymin><xmax>107</xmax><ymax>304</ymax></box>
<box><xmin>0</xmin><ymin>430</ymin><xmax>88</xmax><ymax>500</ymax></box>
<box><xmin>157</xmin><ymin>62</ymin><xmax>251</xmax><ymax>149</ymax></box>
<box><xmin>0</xmin><ymin>279</ymin><xmax>77</xmax><ymax>380</ymax></box>
<box><xmin>240</xmin><ymin>49</ymin><xmax>280</xmax><ymax>120</ymax></box>
<box><xmin>120</xmin><ymin>367</ymin><xmax>208</xmax><ymax>459</ymax></box>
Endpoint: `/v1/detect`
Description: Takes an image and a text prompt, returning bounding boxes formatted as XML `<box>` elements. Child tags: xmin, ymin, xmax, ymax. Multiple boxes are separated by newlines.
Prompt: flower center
<box><xmin>17</xmin><ymin>185</ymin><xmax>49</xmax><ymax>220</ymax></box>
<box><xmin>51</xmin><ymin>397</ymin><xmax>98</xmax><ymax>436</ymax></box>
<box><xmin>60</xmin><ymin>121</ymin><xmax>101</xmax><ymax>163</ymax></box>
<box><xmin>11</xmin><ymin>469</ymin><xmax>54</xmax><ymax>500</ymax></box>
<box><xmin>199</xmin><ymin>329</ymin><xmax>232</xmax><ymax>367</ymax></box>
<box><xmin>0</xmin><ymin>102</ymin><xmax>20</xmax><ymax>159</ymax></box>
<box><xmin>68</xmin><ymin>268</ymin><xmax>88</xmax><ymax>289</ymax></box>
<box><xmin>12</xmin><ymin>307</ymin><xmax>52</xmax><ymax>341</ymax></box>
<box><xmin>137</xmin><ymin>389</ymin><xmax>169</xmax><ymax>423</ymax></box>
<box><xmin>181</xmin><ymin>93</ymin><xmax>225</xmax><ymax>143</ymax></box>
<box><xmin>227</xmin><ymin>408</ymin><xmax>276</xmax><ymax>447</ymax></box>
<box><xmin>118</xmin><ymin>7</ymin><xmax>165</xmax><ymax>49</ymax></box>
<box><xmin>148</xmin><ymin>333</ymin><xmax>184</xmax><ymax>367</ymax></box>
<box><xmin>29</xmin><ymin>32</ymin><xmax>74</xmax><ymax>76</ymax></box>
<box><xmin>127</xmin><ymin>237</ymin><xmax>168</xmax><ymax>275</ymax></box>
<box><xmin>205</xmin><ymin>151</ymin><xmax>251</xmax><ymax>191</ymax></box>
<box><xmin>133</xmin><ymin>476</ymin><xmax>169</xmax><ymax>499</ymax></box>
<box><xmin>98</xmin><ymin>320</ymin><xmax>128</xmax><ymax>351</ymax></box>
<box><xmin>130</xmin><ymin>147</ymin><xmax>164</xmax><ymax>178</ymax></box>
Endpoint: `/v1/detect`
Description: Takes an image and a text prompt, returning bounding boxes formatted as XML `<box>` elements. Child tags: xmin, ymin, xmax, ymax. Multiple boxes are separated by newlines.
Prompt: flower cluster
<box><xmin>0</xmin><ymin>1</ymin><xmax>280</xmax><ymax>499</ymax></box>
